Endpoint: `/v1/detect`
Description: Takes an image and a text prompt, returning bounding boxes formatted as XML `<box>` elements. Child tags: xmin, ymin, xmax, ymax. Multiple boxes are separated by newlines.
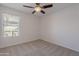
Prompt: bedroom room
<box><xmin>0</xmin><ymin>3</ymin><xmax>79</xmax><ymax>56</ymax></box>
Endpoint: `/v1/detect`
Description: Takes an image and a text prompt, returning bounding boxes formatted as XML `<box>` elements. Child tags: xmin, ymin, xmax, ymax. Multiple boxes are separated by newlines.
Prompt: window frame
<box><xmin>2</xmin><ymin>13</ymin><xmax>20</xmax><ymax>37</ymax></box>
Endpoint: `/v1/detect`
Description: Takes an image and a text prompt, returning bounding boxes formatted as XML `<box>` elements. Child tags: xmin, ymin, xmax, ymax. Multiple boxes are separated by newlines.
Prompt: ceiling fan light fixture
<box><xmin>35</xmin><ymin>6</ymin><xmax>42</xmax><ymax>12</ymax></box>
<box><xmin>23</xmin><ymin>3</ymin><xmax>53</xmax><ymax>14</ymax></box>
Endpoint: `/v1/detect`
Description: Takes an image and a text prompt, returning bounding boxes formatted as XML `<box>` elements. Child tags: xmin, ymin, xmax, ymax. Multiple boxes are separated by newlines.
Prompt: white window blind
<box><xmin>2</xmin><ymin>13</ymin><xmax>20</xmax><ymax>37</ymax></box>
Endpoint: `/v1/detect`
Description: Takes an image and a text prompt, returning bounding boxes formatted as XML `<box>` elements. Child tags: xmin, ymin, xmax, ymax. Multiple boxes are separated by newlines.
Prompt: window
<box><xmin>2</xmin><ymin>13</ymin><xmax>20</xmax><ymax>37</ymax></box>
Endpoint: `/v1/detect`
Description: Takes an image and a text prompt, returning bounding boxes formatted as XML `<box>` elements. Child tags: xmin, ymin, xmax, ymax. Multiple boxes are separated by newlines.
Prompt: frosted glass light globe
<box><xmin>35</xmin><ymin>7</ymin><xmax>41</xmax><ymax>12</ymax></box>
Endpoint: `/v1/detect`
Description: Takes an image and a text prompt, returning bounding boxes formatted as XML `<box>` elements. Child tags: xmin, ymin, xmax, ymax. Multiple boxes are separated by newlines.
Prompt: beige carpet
<box><xmin>0</xmin><ymin>39</ymin><xmax>79</xmax><ymax>56</ymax></box>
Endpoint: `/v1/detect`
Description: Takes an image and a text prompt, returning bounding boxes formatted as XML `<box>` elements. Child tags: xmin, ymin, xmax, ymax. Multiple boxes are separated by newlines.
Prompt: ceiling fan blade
<box><xmin>36</xmin><ymin>3</ymin><xmax>40</xmax><ymax>5</ymax></box>
<box><xmin>41</xmin><ymin>10</ymin><xmax>45</xmax><ymax>14</ymax></box>
<box><xmin>23</xmin><ymin>5</ymin><xmax>34</xmax><ymax>8</ymax></box>
<box><xmin>42</xmin><ymin>4</ymin><xmax>53</xmax><ymax>9</ymax></box>
<box><xmin>32</xmin><ymin>10</ymin><xmax>36</xmax><ymax>14</ymax></box>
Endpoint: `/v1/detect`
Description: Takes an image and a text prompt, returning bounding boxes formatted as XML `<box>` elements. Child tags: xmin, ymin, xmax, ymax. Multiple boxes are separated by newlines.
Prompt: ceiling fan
<box><xmin>23</xmin><ymin>3</ymin><xmax>53</xmax><ymax>14</ymax></box>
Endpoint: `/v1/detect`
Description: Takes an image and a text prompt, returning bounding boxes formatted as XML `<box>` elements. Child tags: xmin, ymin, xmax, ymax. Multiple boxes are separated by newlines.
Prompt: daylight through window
<box><xmin>2</xmin><ymin>13</ymin><xmax>20</xmax><ymax>37</ymax></box>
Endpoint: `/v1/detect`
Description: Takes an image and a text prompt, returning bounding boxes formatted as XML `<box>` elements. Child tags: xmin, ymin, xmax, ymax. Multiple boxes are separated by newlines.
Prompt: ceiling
<box><xmin>0</xmin><ymin>3</ymin><xmax>75</xmax><ymax>16</ymax></box>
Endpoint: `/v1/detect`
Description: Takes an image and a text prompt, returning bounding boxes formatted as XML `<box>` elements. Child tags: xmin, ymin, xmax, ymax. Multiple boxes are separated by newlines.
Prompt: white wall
<box><xmin>40</xmin><ymin>4</ymin><xmax>79</xmax><ymax>52</ymax></box>
<box><xmin>0</xmin><ymin>6</ymin><xmax>39</xmax><ymax>48</ymax></box>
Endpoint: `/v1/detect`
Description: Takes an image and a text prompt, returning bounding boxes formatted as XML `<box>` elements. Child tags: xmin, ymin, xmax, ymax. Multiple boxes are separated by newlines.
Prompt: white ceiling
<box><xmin>0</xmin><ymin>3</ymin><xmax>75</xmax><ymax>15</ymax></box>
